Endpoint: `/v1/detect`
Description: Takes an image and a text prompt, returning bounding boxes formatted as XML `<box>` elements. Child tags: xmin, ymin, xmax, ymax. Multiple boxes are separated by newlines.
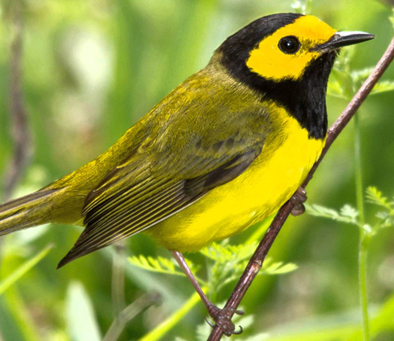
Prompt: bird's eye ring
<box><xmin>278</xmin><ymin>36</ymin><xmax>301</xmax><ymax>54</ymax></box>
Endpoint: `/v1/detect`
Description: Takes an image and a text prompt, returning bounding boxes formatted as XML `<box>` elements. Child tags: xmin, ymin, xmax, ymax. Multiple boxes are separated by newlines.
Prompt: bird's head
<box><xmin>216</xmin><ymin>13</ymin><xmax>374</xmax><ymax>139</ymax></box>
<box><xmin>219</xmin><ymin>13</ymin><xmax>374</xmax><ymax>82</ymax></box>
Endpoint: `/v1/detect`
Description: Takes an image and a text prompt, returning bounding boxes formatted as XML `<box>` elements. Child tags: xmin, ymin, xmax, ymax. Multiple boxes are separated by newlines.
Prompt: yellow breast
<box><xmin>146</xmin><ymin>106</ymin><xmax>325</xmax><ymax>252</ymax></box>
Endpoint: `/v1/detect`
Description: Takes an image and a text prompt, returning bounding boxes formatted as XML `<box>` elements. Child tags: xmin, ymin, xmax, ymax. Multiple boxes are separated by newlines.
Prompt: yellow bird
<box><xmin>0</xmin><ymin>13</ymin><xmax>373</xmax><ymax>335</ymax></box>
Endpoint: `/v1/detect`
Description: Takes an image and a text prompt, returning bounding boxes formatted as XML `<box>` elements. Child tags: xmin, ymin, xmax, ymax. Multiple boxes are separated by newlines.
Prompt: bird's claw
<box><xmin>290</xmin><ymin>186</ymin><xmax>307</xmax><ymax>216</ymax></box>
<box><xmin>205</xmin><ymin>305</ymin><xmax>244</xmax><ymax>336</ymax></box>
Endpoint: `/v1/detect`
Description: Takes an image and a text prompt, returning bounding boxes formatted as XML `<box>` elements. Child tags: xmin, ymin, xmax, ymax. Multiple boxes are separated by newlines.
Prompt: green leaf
<box><xmin>201</xmin><ymin>241</ymin><xmax>260</xmax><ymax>292</ymax></box>
<box><xmin>129</xmin><ymin>255</ymin><xmax>182</xmax><ymax>276</ymax></box>
<box><xmin>370</xmin><ymin>80</ymin><xmax>394</xmax><ymax>95</ymax></box>
<box><xmin>305</xmin><ymin>204</ymin><xmax>359</xmax><ymax>225</ymax></box>
<box><xmin>262</xmin><ymin>260</ymin><xmax>298</xmax><ymax>275</ymax></box>
<box><xmin>0</xmin><ymin>245</ymin><xmax>52</xmax><ymax>295</ymax></box>
<box><xmin>218</xmin><ymin>260</ymin><xmax>250</xmax><ymax>288</ymax></box>
<box><xmin>375</xmin><ymin>211</ymin><xmax>394</xmax><ymax>227</ymax></box>
<box><xmin>200</xmin><ymin>241</ymin><xmax>257</xmax><ymax>263</ymax></box>
<box><xmin>340</xmin><ymin>205</ymin><xmax>359</xmax><ymax>220</ymax></box>
<box><xmin>372</xmin><ymin>291</ymin><xmax>394</xmax><ymax>335</ymax></box>
<box><xmin>336</xmin><ymin>46</ymin><xmax>356</xmax><ymax>69</ymax></box>
<box><xmin>327</xmin><ymin>80</ymin><xmax>347</xmax><ymax>99</ymax></box>
<box><xmin>376</xmin><ymin>211</ymin><xmax>389</xmax><ymax>220</ymax></box>
<box><xmin>66</xmin><ymin>282</ymin><xmax>101</xmax><ymax>341</ymax></box>
<box><xmin>351</xmin><ymin>67</ymin><xmax>374</xmax><ymax>83</ymax></box>
<box><xmin>202</xmin><ymin>241</ymin><xmax>297</xmax><ymax>293</ymax></box>
<box><xmin>128</xmin><ymin>255</ymin><xmax>199</xmax><ymax>278</ymax></box>
<box><xmin>366</xmin><ymin>187</ymin><xmax>392</xmax><ymax>210</ymax></box>
<box><xmin>329</xmin><ymin>48</ymin><xmax>358</xmax><ymax>99</ymax></box>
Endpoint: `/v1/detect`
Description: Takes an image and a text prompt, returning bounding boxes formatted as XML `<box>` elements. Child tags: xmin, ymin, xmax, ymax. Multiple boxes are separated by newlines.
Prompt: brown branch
<box><xmin>208</xmin><ymin>36</ymin><xmax>394</xmax><ymax>340</ymax></box>
<box><xmin>2</xmin><ymin>1</ymin><xmax>33</xmax><ymax>202</ymax></box>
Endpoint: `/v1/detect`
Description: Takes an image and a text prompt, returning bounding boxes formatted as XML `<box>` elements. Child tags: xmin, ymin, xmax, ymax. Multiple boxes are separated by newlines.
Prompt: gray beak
<box><xmin>314</xmin><ymin>31</ymin><xmax>375</xmax><ymax>51</ymax></box>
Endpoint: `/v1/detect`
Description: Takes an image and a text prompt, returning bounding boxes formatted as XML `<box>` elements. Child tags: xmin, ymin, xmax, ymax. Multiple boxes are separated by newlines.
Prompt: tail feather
<box><xmin>0</xmin><ymin>189</ymin><xmax>59</xmax><ymax>236</ymax></box>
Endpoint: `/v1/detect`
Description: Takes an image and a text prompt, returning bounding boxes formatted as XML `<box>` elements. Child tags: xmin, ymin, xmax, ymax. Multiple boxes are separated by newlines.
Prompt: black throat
<box><xmin>232</xmin><ymin>53</ymin><xmax>336</xmax><ymax>140</ymax></box>
<box><xmin>218</xmin><ymin>13</ymin><xmax>336</xmax><ymax>140</ymax></box>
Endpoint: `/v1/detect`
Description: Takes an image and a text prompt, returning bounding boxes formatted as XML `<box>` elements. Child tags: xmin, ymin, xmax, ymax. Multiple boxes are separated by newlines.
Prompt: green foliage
<box><xmin>307</xmin><ymin>188</ymin><xmax>394</xmax><ymax>235</ymax></box>
<box><xmin>306</xmin><ymin>204</ymin><xmax>359</xmax><ymax>226</ymax></box>
<box><xmin>366</xmin><ymin>186</ymin><xmax>393</xmax><ymax>210</ymax></box>
<box><xmin>370</xmin><ymin>80</ymin><xmax>394</xmax><ymax>95</ymax></box>
<box><xmin>129</xmin><ymin>240</ymin><xmax>297</xmax><ymax>338</ymax></box>
<box><xmin>129</xmin><ymin>255</ymin><xmax>200</xmax><ymax>279</ymax></box>
<box><xmin>306</xmin><ymin>187</ymin><xmax>394</xmax><ymax>340</ymax></box>
<box><xmin>366</xmin><ymin>186</ymin><xmax>394</xmax><ymax>231</ymax></box>
<box><xmin>261</xmin><ymin>258</ymin><xmax>298</xmax><ymax>275</ymax></box>
<box><xmin>201</xmin><ymin>241</ymin><xmax>259</xmax><ymax>293</ymax></box>
<box><xmin>0</xmin><ymin>1</ymin><xmax>393</xmax><ymax>340</ymax></box>
<box><xmin>130</xmin><ymin>240</ymin><xmax>296</xmax><ymax>296</ymax></box>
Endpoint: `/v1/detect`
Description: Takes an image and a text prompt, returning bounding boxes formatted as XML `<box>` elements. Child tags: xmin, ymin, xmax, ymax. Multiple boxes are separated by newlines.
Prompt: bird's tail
<box><xmin>0</xmin><ymin>188</ymin><xmax>60</xmax><ymax>236</ymax></box>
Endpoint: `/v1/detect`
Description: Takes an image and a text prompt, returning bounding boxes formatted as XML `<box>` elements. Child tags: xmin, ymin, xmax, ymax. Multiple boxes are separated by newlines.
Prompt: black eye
<box><xmin>278</xmin><ymin>36</ymin><xmax>301</xmax><ymax>54</ymax></box>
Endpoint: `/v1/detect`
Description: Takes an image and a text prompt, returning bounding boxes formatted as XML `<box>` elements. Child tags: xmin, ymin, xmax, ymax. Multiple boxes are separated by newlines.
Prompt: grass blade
<box><xmin>0</xmin><ymin>245</ymin><xmax>52</xmax><ymax>295</ymax></box>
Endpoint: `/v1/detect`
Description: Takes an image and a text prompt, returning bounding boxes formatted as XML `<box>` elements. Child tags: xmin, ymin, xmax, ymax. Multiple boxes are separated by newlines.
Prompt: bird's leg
<box><xmin>171</xmin><ymin>251</ymin><xmax>244</xmax><ymax>336</ymax></box>
<box><xmin>290</xmin><ymin>186</ymin><xmax>307</xmax><ymax>216</ymax></box>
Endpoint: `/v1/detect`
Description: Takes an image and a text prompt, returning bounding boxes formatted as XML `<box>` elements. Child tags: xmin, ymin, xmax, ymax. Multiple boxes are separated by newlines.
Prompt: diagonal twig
<box><xmin>208</xmin><ymin>36</ymin><xmax>394</xmax><ymax>340</ymax></box>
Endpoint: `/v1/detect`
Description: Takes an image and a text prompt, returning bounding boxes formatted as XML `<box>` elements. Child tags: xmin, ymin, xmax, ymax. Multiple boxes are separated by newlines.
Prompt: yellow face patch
<box><xmin>246</xmin><ymin>15</ymin><xmax>337</xmax><ymax>81</ymax></box>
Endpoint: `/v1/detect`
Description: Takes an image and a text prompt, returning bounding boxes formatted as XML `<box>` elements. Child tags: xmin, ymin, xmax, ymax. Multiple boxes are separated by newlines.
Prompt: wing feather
<box><xmin>57</xmin><ymin>76</ymin><xmax>272</xmax><ymax>268</ymax></box>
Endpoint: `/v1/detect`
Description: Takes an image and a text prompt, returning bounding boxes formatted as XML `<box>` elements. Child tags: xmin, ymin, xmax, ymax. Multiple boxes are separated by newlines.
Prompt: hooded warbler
<box><xmin>0</xmin><ymin>13</ymin><xmax>373</xmax><ymax>334</ymax></box>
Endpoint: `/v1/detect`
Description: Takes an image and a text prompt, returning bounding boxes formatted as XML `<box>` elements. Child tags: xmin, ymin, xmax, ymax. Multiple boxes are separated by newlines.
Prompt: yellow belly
<box><xmin>146</xmin><ymin>108</ymin><xmax>325</xmax><ymax>252</ymax></box>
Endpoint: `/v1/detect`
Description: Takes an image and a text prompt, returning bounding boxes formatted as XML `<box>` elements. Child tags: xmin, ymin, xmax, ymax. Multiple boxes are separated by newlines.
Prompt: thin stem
<box><xmin>359</xmin><ymin>237</ymin><xmax>370</xmax><ymax>341</ymax></box>
<box><xmin>208</xmin><ymin>36</ymin><xmax>394</xmax><ymax>340</ymax></box>
<box><xmin>354</xmin><ymin>113</ymin><xmax>366</xmax><ymax>226</ymax></box>
<box><xmin>354</xmin><ymin>110</ymin><xmax>370</xmax><ymax>340</ymax></box>
<box><xmin>103</xmin><ymin>293</ymin><xmax>159</xmax><ymax>341</ymax></box>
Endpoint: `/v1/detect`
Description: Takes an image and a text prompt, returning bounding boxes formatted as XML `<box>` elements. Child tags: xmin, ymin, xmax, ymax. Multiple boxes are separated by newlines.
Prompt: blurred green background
<box><xmin>0</xmin><ymin>0</ymin><xmax>393</xmax><ymax>340</ymax></box>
